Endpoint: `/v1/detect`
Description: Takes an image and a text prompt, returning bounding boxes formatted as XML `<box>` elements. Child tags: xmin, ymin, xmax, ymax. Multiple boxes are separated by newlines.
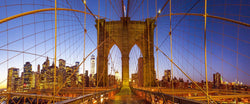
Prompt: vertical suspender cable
<box><xmin>155</xmin><ymin>0</ymin><xmax>159</xmax><ymax>83</ymax></box>
<box><xmin>83</xmin><ymin>0</ymin><xmax>87</xmax><ymax>101</ymax></box>
<box><xmin>204</xmin><ymin>0</ymin><xmax>209</xmax><ymax>103</ymax></box>
<box><xmin>97</xmin><ymin>0</ymin><xmax>100</xmax><ymax>87</ymax></box>
<box><xmin>169</xmin><ymin>0</ymin><xmax>174</xmax><ymax>103</ymax></box>
<box><xmin>53</xmin><ymin>0</ymin><xmax>57</xmax><ymax>103</ymax></box>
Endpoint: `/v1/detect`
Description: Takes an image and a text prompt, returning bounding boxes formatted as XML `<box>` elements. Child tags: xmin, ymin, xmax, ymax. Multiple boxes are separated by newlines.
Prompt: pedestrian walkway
<box><xmin>105</xmin><ymin>87</ymin><xmax>150</xmax><ymax>104</ymax></box>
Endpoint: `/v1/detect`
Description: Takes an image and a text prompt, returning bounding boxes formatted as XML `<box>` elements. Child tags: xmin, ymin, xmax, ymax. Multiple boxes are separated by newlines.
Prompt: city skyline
<box><xmin>0</xmin><ymin>0</ymin><xmax>249</xmax><ymax>103</ymax></box>
<box><xmin>6</xmin><ymin>56</ymin><xmax>121</xmax><ymax>92</ymax></box>
<box><xmin>0</xmin><ymin>0</ymin><xmax>249</xmax><ymax>89</ymax></box>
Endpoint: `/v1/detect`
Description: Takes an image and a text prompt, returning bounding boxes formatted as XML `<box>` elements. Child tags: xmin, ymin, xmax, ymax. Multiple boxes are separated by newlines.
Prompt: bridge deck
<box><xmin>106</xmin><ymin>87</ymin><xmax>150</xmax><ymax>104</ymax></box>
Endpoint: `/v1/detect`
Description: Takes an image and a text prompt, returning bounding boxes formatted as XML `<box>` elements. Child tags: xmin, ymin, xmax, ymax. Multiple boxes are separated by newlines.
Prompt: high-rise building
<box><xmin>47</xmin><ymin>62</ymin><xmax>58</xmax><ymax>89</ymax></box>
<box><xmin>108</xmin><ymin>74</ymin><xmax>116</xmax><ymax>86</ymax></box>
<box><xmin>37</xmin><ymin>64</ymin><xmax>40</xmax><ymax>73</ymax></box>
<box><xmin>31</xmin><ymin>71</ymin><xmax>36</xmax><ymax>89</ymax></box>
<box><xmin>131</xmin><ymin>73</ymin><xmax>138</xmax><ymax>85</ymax></box>
<box><xmin>90</xmin><ymin>55</ymin><xmax>95</xmax><ymax>76</ymax></box>
<box><xmin>16</xmin><ymin>77</ymin><xmax>22</xmax><ymax>91</ymax></box>
<box><xmin>7</xmin><ymin>68</ymin><xmax>19</xmax><ymax>91</ymax></box>
<box><xmin>59</xmin><ymin>59</ymin><xmax>66</xmax><ymax>69</ymax></box>
<box><xmin>34</xmin><ymin>71</ymin><xmax>40</xmax><ymax>89</ymax></box>
<box><xmin>23</xmin><ymin>62</ymin><xmax>32</xmax><ymax>90</ymax></box>
<box><xmin>58</xmin><ymin>59</ymin><xmax>66</xmax><ymax>87</ymax></box>
<box><xmin>137</xmin><ymin>57</ymin><xmax>143</xmax><ymax>87</ymax></box>
<box><xmin>40</xmin><ymin>57</ymin><xmax>50</xmax><ymax>89</ymax></box>
<box><xmin>20</xmin><ymin>72</ymin><xmax>24</xmax><ymax>91</ymax></box>
<box><xmin>163</xmin><ymin>70</ymin><xmax>171</xmax><ymax>82</ymax></box>
<box><xmin>85</xmin><ymin>70</ymin><xmax>89</xmax><ymax>87</ymax></box>
<box><xmin>213</xmin><ymin>72</ymin><xmax>221</xmax><ymax>88</ymax></box>
<box><xmin>75</xmin><ymin>62</ymin><xmax>80</xmax><ymax>76</ymax></box>
<box><xmin>66</xmin><ymin>66</ymin><xmax>72</xmax><ymax>87</ymax></box>
<box><xmin>78</xmin><ymin>74</ymin><xmax>84</xmax><ymax>87</ymax></box>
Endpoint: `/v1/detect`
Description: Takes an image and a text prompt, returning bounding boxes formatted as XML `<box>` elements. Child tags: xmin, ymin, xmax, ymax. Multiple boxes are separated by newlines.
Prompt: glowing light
<box><xmin>158</xmin><ymin>9</ymin><xmax>161</xmax><ymax>14</ymax></box>
<box><xmin>83</xmin><ymin>0</ymin><xmax>86</xmax><ymax>4</ymax></box>
<box><xmin>101</xmin><ymin>98</ymin><xmax>103</xmax><ymax>103</ymax></box>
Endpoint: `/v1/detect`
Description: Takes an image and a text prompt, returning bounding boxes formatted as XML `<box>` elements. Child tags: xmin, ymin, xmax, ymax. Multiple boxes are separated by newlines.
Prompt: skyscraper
<box><xmin>164</xmin><ymin>70</ymin><xmax>171</xmax><ymax>82</ymax></box>
<box><xmin>66</xmin><ymin>66</ymin><xmax>73</xmax><ymax>87</ymax></box>
<box><xmin>31</xmin><ymin>71</ymin><xmax>36</xmax><ymax>89</ymax></box>
<box><xmin>23</xmin><ymin>62</ymin><xmax>32</xmax><ymax>90</ymax></box>
<box><xmin>7</xmin><ymin>68</ymin><xmax>19</xmax><ymax>91</ymax></box>
<box><xmin>213</xmin><ymin>72</ymin><xmax>221</xmax><ymax>88</ymax></box>
<box><xmin>58</xmin><ymin>59</ymin><xmax>66</xmax><ymax>87</ymax></box>
<box><xmin>40</xmin><ymin>57</ymin><xmax>50</xmax><ymax>89</ymax></box>
<box><xmin>90</xmin><ymin>55</ymin><xmax>95</xmax><ymax>76</ymax></box>
<box><xmin>85</xmin><ymin>70</ymin><xmax>89</xmax><ymax>87</ymax></box>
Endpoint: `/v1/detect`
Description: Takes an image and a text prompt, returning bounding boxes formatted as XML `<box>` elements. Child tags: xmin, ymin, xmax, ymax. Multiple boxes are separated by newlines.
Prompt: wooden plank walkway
<box><xmin>105</xmin><ymin>87</ymin><xmax>150</xmax><ymax>104</ymax></box>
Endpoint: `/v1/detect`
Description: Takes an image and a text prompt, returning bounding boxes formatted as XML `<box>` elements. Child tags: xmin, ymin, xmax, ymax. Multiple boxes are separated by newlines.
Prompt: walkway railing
<box><xmin>56</xmin><ymin>88</ymin><xmax>120</xmax><ymax>104</ymax></box>
<box><xmin>0</xmin><ymin>92</ymin><xmax>71</xmax><ymax>104</ymax></box>
<box><xmin>131</xmin><ymin>87</ymin><xmax>204</xmax><ymax>104</ymax></box>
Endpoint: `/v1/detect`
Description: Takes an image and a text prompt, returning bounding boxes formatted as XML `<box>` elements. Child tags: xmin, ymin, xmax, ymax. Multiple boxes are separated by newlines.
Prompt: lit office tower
<box><xmin>75</xmin><ymin>62</ymin><xmax>80</xmax><ymax>75</ymax></box>
<box><xmin>59</xmin><ymin>59</ymin><xmax>66</xmax><ymax>70</ymax></box>
<box><xmin>31</xmin><ymin>71</ymin><xmax>36</xmax><ymax>89</ymax></box>
<box><xmin>40</xmin><ymin>57</ymin><xmax>50</xmax><ymax>89</ymax></box>
<box><xmin>23</xmin><ymin>62</ymin><xmax>32</xmax><ymax>90</ymax></box>
<box><xmin>58</xmin><ymin>59</ymin><xmax>66</xmax><ymax>87</ymax></box>
<box><xmin>7</xmin><ymin>68</ymin><xmax>19</xmax><ymax>91</ymax></box>
<box><xmin>66</xmin><ymin>66</ymin><xmax>72</xmax><ymax>87</ymax></box>
<box><xmin>90</xmin><ymin>55</ymin><xmax>95</xmax><ymax>76</ymax></box>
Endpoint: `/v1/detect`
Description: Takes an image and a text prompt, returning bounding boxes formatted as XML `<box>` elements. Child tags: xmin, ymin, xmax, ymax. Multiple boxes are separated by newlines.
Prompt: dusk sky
<box><xmin>0</xmin><ymin>0</ymin><xmax>249</xmax><ymax>89</ymax></box>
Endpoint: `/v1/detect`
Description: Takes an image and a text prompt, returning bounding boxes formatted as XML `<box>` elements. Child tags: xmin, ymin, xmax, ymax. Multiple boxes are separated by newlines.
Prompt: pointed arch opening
<box><xmin>129</xmin><ymin>44</ymin><xmax>143</xmax><ymax>87</ymax></box>
<box><xmin>108</xmin><ymin>44</ymin><xmax>122</xmax><ymax>87</ymax></box>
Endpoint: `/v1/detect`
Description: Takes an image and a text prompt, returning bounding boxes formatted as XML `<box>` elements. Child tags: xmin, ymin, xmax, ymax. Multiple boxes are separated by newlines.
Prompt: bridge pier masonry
<box><xmin>96</xmin><ymin>17</ymin><xmax>156</xmax><ymax>88</ymax></box>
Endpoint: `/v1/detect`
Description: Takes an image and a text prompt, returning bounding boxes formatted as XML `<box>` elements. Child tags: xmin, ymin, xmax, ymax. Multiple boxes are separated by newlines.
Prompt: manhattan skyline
<box><xmin>0</xmin><ymin>0</ymin><xmax>249</xmax><ymax>89</ymax></box>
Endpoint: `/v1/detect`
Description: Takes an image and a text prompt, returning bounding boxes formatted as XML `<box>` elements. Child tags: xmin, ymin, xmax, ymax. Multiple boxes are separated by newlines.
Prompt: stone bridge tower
<box><xmin>96</xmin><ymin>17</ymin><xmax>156</xmax><ymax>87</ymax></box>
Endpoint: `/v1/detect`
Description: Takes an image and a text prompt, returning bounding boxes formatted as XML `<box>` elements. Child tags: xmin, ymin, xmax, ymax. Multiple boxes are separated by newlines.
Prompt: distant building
<box><xmin>40</xmin><ymin>57</ymin><xmax>50</xmax><ymax>89</ymax></box>
<box><xmin>47</xmin><ymin>62</ymin><xmax>58</xmax><ymax>89</ymax></box>
<box><xmin>23</xmin><ymin>62</ymin><xmax>32</xmax><ymax>90</ymax></box>
<box><xmin>66</xmin><ymin>66</ymin><xmax>72</xmax><ymax>87</ymax></box>
<box><xmin>31</xmin><ymin>71</ymin><xmax>37</xmax><ymax>89</ymax></box>
<box><xmin>7</xmin><ymin>57</ymin><xmax>90</xmax><ymax>91</ymax></box>
<box><xmin>85</xmin><ymin>70</ymin><xmax>89</xmax><ymax>87</ymax></box>
<box><xmin>131</xmin><ymin>73</ymin><xmax>138</xmax><ymax>87</ymax></box>
<box><xmin>59</xmin><ymin>59</ymin><xmax>66</xmax><ymax>69</ymax></box>
<box><xmin>70</xmin><ymin>62</ymin><xmax>80</xmax><ymax>87</ymax></box>
<box><xmin>108</xmin><ymin>75</ymin><xmax>116</xmax><ymax>86</ymax></box>
<box><xmin>163</xmin><ymin>70</ymin><xmax>171</xmax><ymax>82</ymax></box>
<box><xmin>213</xmin><ymin>72</ymin><xmax>221</xmax><ymax>88</ymax></box>
<box><xmin>75</xmin><ymin>62</ymin><xmax>80</xmax><ymax>77</ymax></box>
<box><xmin>7</xmin><ymin>68</ymin><xmax>19</xmax><ymax>91</ymax></box>
<box><xmin>34</xmin><ymin>71</ymin><xmax>40</xmax><ymax>89</ymax></box>
<box><xmin>20</xmin><ymin>72</ymin><xmax>24</xmax><ymax>91</ymax></box>
<box><xmin>115</xmin><ymin>71</ymin><xmax>120</xmax><ymax>82</ymax></box>
<box><xmin>37</xmin><ymin>64</ymin><xmax>40</xmax><ymax>73</ymax></box>
<box><xmin>90</xmin><ymin>55</ymin><xmax>95</xmax><ymax>76</ymax></box>
<box><xmin>137</xmin><ymin>57</ymin><xmax>143</xmax><ymax>87</ymax></box>
<box><xmin>58</xmin><ymin>59</ymin><xmax>66</xmax><ymax>88</ymax></box>
<box><xmin>89</xmin><ymin>73</ymin><xmax>96</xmax><ymax>87</ymax></box>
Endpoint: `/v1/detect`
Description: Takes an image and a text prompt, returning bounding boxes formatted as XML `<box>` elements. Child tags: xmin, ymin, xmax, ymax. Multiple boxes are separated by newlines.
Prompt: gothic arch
<box><xmin>96</xmin><ymin>17</ymin><xmax>156</xmax><ymax>87</ymax></box>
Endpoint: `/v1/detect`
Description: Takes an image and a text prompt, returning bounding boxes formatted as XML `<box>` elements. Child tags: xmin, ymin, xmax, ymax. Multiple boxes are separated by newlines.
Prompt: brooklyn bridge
<box><xmin>0</xmin><ymin>0</ymin><xmax>249</xmax><ymax>104</ymax></box>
